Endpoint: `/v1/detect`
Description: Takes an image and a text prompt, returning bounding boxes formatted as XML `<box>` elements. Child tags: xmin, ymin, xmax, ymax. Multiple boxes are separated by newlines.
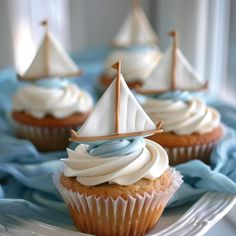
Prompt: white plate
<box><xmin>0</xmin><ymin>192</ymin><xmax>235</xmax><ymax>236</ymax></box>
<box><xmin>149</xmin><ymin>192</ymin><xmax>236</xmax><ymax>236</ymax></box>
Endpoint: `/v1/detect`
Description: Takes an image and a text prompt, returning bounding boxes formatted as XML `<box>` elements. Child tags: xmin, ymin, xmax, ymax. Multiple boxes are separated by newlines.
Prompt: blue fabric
<box><xmin>0</xmin><ymin>53</ymin><xmax>236</xmax><ymax>226</ymax></box>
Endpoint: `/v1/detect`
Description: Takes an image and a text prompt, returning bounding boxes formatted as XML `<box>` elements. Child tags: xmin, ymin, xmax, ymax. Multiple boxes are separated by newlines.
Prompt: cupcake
<box><xmin>99</xmin><ymin>1</ymin><xmax>161</xmax><ymax>91</ymax></box>
<box><xmin>53</xmin><ymin>61</ymin><xmax>182</xmax><ymax>236</ymax></box>
<box><xmin>138</xmin><ymin>31</ymin><xmax>223</xmax><ymax>165</ymax></box>
<box><xmin>142</xmin><ymin>92</ymin><xmax>223</xmax><ymax>165</ymax></box>
<box><xmin>11</xmin><ymin>20</ymin><xmax>93</xmax><ymax>151</ymax></box>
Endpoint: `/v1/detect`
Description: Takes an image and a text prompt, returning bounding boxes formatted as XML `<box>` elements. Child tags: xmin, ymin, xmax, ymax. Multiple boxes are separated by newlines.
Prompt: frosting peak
<box><xmin>62</xmin><ymin>139</ymin><xmax>169</xmax><ymax>186</ymax></box>
<box><xmin>13</xmin><ymin>83</ymin><xmax>93</xmax><ymax>119</ymax></box>
<box><xmin>143</xmin><ymin>97</ymin><xmax>220</xmax><ymax>135</ymax></box>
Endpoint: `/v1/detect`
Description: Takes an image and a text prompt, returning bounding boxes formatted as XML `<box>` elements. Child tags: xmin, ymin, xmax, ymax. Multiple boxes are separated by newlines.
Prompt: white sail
<box><xmin>113</xmin><ymin>6</ymin><xmax>158</xmax><ymax>46</ymax></box>
<box><xmin>77</xmin><ymin>74</ymin><xmax>156</xmax><ymax>138</ymax></box>
<box><xmin>141</xmin><ymin>44</ymin><xmax>205</xmax><ymax>92</ymax></box>
<box><xmin>104</xmin><ymin>47</ymin><xmax>161</xmax><ymax>82</ymax></box>
<box><xmin>20</xmin><ymin>32</ymin><xmax>81</xmax><ymax>80</ymax></box>
<box><xmin>176</xmin><ymin>49</ymin><xmax>205</xmax><ymax>89</ymax></box>
<box><xmin>141</xmin><ymin>46</ymin><xmax>173</xmax><ymax>91</ymax></box>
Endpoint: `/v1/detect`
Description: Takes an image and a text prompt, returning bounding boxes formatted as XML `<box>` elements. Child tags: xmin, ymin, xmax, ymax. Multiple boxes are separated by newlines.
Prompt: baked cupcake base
<box><xmin>12</xmin><ymin>111</ymin><xmax>90</xmax><ymax>151</ymax></box>
<box><xmin>53</xmin><ymin>169</ymin><xmax>182</xmax><ymax>236</ymax></box>
<box><xmin>147</xmin><ymin>126</ymin><xmax>223</xmax><ymax>165</ymax></box>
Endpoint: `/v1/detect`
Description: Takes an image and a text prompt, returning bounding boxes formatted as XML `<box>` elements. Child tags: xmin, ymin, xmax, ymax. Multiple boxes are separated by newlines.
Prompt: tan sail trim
<box><xmin>69</xmin><ymin>128</ymin><xmax>163</xmax><ymax>142</ymax></box>
<box><xmin>136</xmin><ymin>81</ymin><xmax>208</xmax><ymax>95</ymax></box>
<box><xmin>131</xmin><ymin>0</ymin><xmax>138</xmax><ymax>45</ymax></box>
<box><xmin>17</xmin><ymin>70</ymin><xmax>82</xmax><ymax>81</ymax></box>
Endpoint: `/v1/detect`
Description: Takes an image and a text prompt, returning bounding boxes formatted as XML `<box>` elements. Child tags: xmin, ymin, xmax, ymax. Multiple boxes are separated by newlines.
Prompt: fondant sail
<box><xmin>78</xmin><ymin>74</ymin><xmax>156</xmax><ymax>137</ymax></box>
<box><xmin>19</xmin><ymin>32</ymin><xmax>81</xmax><ymax>80</ymax></box>
<box><xmin>176</xmin><ymin>49</ymin><xmax>205</xmax><ymax>89</ymax></box>
<box><xmin>140</xmin><ymin>44</ymin><xmax>206</xmax><ymax>93</ymax></box>
<box><xmin>70</xmin><ymin>72</ymin><xmax>162</xmax><ymax>142</ymax></box>
<box><xmin>112</xmin><ymin>4</ymin><xmax>158</xmax><ymax>46</ymax></box>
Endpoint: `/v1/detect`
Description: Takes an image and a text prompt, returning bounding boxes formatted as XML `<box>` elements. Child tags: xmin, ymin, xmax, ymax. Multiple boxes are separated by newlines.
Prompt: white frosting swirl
<box><xmin>13</xmin><ymin>83</ymin><xmax>93</xmax><ymax>119</ymax></box>
<box><xmin>62</xmin><ymin>139</ymin><xmax>169</xmax><ymax>186</ymax></box>
<box><xmin>143</xmin><ymin>97</ymin><xmax>221</xmax><ymax>135</ymax></box>
<box><xmin>105</xmin><ymin>49</ymin><xmax>160</xmax><ymax>82</ymax></box>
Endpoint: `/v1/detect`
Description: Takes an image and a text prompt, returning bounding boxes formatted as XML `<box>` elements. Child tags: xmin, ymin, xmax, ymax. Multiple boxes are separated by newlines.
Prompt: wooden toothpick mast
<box><xmin>131</xmin><ymin>0</ymin><xmax>139</xmax><ymax>44</ymax></box>
<box><xmin>112</xmin><ymin>61</ymin><xmax>121</xmax><ymax>134</ymax></box>
<box><xmin>132</xmin><ymin>0</ymin><xmax>140</xmax><ymax>8</ymax></box>
<box><xmin>168</xmin><ymin>30</ymin><xmax>178</xmax><ymax>91</ymax></box>
<box><xmin>41</xmin><ymin>20</ymin><xmax>50</xmax><ymax>76</ymax></box>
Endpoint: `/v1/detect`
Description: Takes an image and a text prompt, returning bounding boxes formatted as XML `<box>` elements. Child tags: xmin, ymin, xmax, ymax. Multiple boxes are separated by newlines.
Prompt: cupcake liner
<box><xmin>166</xmin><ymin>141</ymin><xmax>217</xmax><ymax>166</ymax></box>
<box><xmin>13</xmin><ymin>120</ymin><xmax>78</xmax><ymax>151</ymax></box>
<box><xmin>53</xmin><ymin>168</ymin><xmax>183</xmax><ymax>236</ymax></box>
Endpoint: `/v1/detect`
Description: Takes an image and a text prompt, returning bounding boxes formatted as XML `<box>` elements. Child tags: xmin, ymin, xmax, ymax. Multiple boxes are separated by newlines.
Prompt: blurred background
<box><xmin>0</xmin><ymin>0</ymin><xmax>235</xmax><ymax>235</ymax></box>
<box><xmin>0</xmin><ymin>0</ymin><xmax>235</xmax><ymax>105</ymax></box>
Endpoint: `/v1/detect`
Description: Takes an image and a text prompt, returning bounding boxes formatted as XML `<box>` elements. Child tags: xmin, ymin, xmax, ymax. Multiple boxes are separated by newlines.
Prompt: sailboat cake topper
<box><xmin>138</xmin><ymin>30</ymin><xmax>208</xmax><ymax>94</ymax></box>
<box><xmin>18</xmin><ymin>20</ymin><xmax>82</xmax><ymax>81</ymax></box>
<box><xmin>112</xmin><ymin>0</ymin><xmax>159</xmax><ymax>47</ymax></box>
<box><xmin>70</xmin><ymin>61</ymin><xmax>163</xmax><ymax>143</ymax></box>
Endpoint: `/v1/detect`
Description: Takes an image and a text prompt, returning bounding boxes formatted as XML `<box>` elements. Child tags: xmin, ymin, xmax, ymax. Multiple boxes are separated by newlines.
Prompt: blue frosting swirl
<box><xmin>120</xmin><ymin>45</ymin><xmax>157</xmax><ymax>53</ymax></box>
<box><xmin>155</xmin><ymin>91</ymin><xmax>193</xmax><ymax>102</ymax></box>
<box><xmin>33</xmin><ymin>78</ymin><xmax>70</xmax><ymax>89</ymax></box>
<box><xmin>87</xmin><ymin>137</ymin><xmax>145</xmax><ymax>158</ymax></box>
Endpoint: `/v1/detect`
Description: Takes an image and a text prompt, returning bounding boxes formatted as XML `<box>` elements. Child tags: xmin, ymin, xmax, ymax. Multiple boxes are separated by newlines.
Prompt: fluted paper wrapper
<box><xmin>53</xmin><ymin>168</ymin><xmax>182</xmax><ymax>236</ymax></box>
<box><xmin>13</xmin><ymin>120</ymin><xmax>78</xmax><ymax>151</ymax></box>
<box><xmin>166</xmin><ymin>141</ymin><xmax>217</xmax><ymax>166</ymax></box>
